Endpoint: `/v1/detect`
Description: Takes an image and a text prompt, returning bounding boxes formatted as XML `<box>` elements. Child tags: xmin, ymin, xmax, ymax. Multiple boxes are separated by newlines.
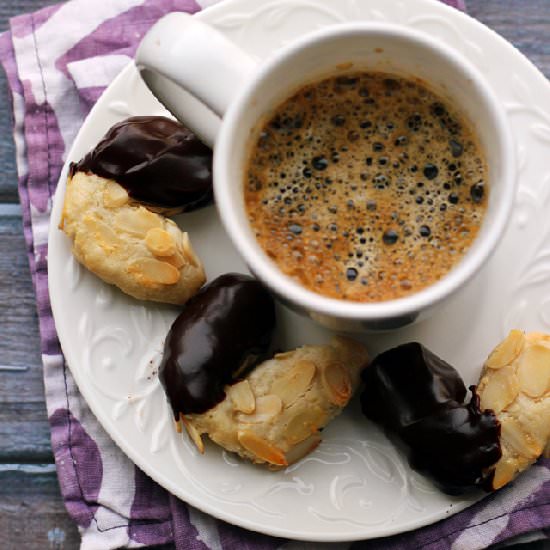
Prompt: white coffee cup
<box><xmin>135</xmin><ymin>13</ymin><xmax>516</xmax><ymax>331</ymax></box>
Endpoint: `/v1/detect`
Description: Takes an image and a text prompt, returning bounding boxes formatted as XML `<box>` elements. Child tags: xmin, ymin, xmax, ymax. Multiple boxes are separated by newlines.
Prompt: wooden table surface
<box><xmin>1</xmin><ymin>1</ymin><xmax>549</xmax><ymax>548</ymax></box>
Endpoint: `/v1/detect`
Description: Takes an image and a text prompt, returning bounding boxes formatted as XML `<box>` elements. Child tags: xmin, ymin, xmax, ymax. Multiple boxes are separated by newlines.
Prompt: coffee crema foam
<box><xmin>244</xmin><ymin>72</ymin><xmax>488</xmax><ymax>302</ymax></box>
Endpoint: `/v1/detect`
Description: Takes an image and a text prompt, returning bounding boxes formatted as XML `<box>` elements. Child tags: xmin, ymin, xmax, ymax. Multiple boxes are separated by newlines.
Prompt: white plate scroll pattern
<box><xmin>48</xmin><ymin>0</ymin><xmax>550</xmax><ymax>541</ymax></box>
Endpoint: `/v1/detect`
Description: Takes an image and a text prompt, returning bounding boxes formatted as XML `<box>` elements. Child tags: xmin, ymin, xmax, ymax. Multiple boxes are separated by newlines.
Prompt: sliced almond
<box><xmin>164</xmin><ymin>220</ymin><xmax>185</xmax><ymax>251</ymax></box>
<box><xmin>285</xmin><ymin>405</ymin><xmax>323</xmax><ymax>445</ymax></box>
<box><xmin>321</xmin><ymin>362</ymin><xmax>352</xmax><ymax>406</ymax></box>
<box><xmin>491</xmin><ymin>457</ymin><xmax>519</xmax><ymax>490</ymax></box>
<box><xmin>517</xmin><ymin>343</ymin><xmax>550</xmax><ymax>397</ymax></box>
<box><xmin>145</xmin><ymin>227</ymin><xmax>176</xmax><ymax>257</ymax></box>
<box><xmin>83</xmin><ymin>216</ymin><xmax>119</xmax><ymax>249</ymax></box>
<box><xmin>114</xmin><ymin>207</ymin><xmax>162</xmax><ymax>237</ymax></box>
<box><xmin>163</xmin><ymin>251</ymin><xmax>186</xmax><ymax>269</ymax></box>
<box><xmin>181</xmin><ymin>415</ymin><xmax>204</xmax><ymax>453</ymax></box>
<box><xmin>509</xmin><ymin>394</ymin><xmax>550</xmax><ymax>449</ymax></box>
<box><xmin>229</xmin><ymin>380</ymin><xmax>256</xmax><ymax>414</ymax></box>
<box><xmin>526</xmin><ymin>332</ymin><xmax>550</xmax><ymax>345</ymax></box>
<box><xmin>478</xmin><ymin>365</ymin><xmax>519</xmax><ymax>414</ymax></box>
<box><xmin>285</xmin><ymin>433</ymin><xmax>322</xmax><ymax>465</ymax></box>
<box><xmin>179</xmin><ymin>232</ymin><xmax>199</xmax><ymax>267</ymax></box>
<box><xmin>128</xmin><ymin>258</ymin><xmax>180</xmax><ymax>285</ymax></box>
<box><xmin>271</xmin><ymin>360</ymin><xmax>316</xmax><ymax>406</ymax></box>
<box><xmin>210</xmin><ymin>429</ymin><xmax>239</xmax><ymax>451</ymax></box>
<box><xmin>103</xmin><ymin>180</ymin><xmax>129</xmax><ymax>208</ymax></box>
<box><xmin>485</xmin><ymin>330</ymin><xmax>525</xmax><ymax>369</ymax></box>
<box><xmin>500</xmin><ymin>416</ymin><xmax>542</xmax><ymax>459</ymax></box>
<box><xmin>238</xmin><ymin>394</ymin><xmax>282</xmax><ymax>423</ymax></box>
<box><xmin>237</xmin><ymin>430</ymin><xmax>287</xmax><ymax>466</ymax></box>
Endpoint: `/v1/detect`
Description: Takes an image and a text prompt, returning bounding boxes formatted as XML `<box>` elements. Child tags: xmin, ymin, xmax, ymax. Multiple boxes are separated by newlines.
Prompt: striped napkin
<box><xmin>1</xmin><ymin>0</ymin><xmax>549</xmax><ymax>548</ymax></box>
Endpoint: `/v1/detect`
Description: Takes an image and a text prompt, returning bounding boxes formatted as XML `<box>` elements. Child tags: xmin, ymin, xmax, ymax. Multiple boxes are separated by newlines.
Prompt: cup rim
<box><xmin>214</xmin><ymin>21</ymin><xmax>516</xmax><ymax>321</ymax></box>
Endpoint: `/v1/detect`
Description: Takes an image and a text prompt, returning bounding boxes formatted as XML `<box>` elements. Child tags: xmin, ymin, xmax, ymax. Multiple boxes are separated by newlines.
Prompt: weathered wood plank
<box><xmin>0</xmin><ymin>403</ymin><xmax>53</xmax><ymax>462</ymax></box>
<box><xmin>0</xmin><ymin>209</ymin><xmax>52</xmax><ymax>462</ymax></box>
<box><xmin>0</xmin><ymin>206</ymin><xmax>42</xmax><ymax>366</ymax></box>
<box><xmin>1</xmin><ymin>464</ymin><xmax>81</xmax><ymax>550</ymax></box>
<box><xmin>0</xmin><ymin>77</ymin><xmax>18</xmax><ymax>203</ymax></box>
<box><xmin>0</xmin><ymin>207</ymin><xmax>43</xmax><ymax>367</ymax></box>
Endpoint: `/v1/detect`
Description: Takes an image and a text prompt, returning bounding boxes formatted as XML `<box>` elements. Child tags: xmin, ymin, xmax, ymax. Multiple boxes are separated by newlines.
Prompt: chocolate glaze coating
<box><xmin>360</xmin><ymin>343</ymin><xmax>501</xmax><ymax>494</ymax></box>
<box><xmin>159</xmin><ymin>273</ymin><xmax>276</xmax><ymax>417</ymax></box>
<box><xmin>74</xmin><ymin>116</ymin><xmax>212</xmax><ymax>210</ymax></box>
<box><xmin>400</xmin><ymin>389</ymin><xmax>501</xmax><ymax>493</ymax></box>
<box><xmin>361</xmin><ymin>343</ymin><xmax>467</xmax><ymax>431</ymax></box>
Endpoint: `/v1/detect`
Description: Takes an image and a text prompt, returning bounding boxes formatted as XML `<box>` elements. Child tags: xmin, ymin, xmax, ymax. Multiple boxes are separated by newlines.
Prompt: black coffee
<box><xmin>244</xmin><ymin>72</ymin><xmax>487</xmax><ymax>302</ymax></box>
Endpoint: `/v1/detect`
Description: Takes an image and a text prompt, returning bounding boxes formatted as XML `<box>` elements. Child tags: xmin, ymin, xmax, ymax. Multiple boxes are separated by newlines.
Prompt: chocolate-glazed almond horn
<box><xmin>159</xmin><ymin>273</ymin><xmax>276</xmax><ymax>417</ymax></box>
<box><xmin>179</xmin><ymin>336</ymin><xmax>368</xmax><ymax>467</ymax></box>
<box><xmin>477</xmin><ymin>331</ymin><xmax>550</xmax><ymax>490</ymax></box>
<box><xmin>74</xmin><ymin>116</ymin><xmax>213</xmax><ymax>211</ymax></box>
<box><xmin>360</xmin><ymin>343</ymin><xmax>501</xmax><ymax>495</ymax></box>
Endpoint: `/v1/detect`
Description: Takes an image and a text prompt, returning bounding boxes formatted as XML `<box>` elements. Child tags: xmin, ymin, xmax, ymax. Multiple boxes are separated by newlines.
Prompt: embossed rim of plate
<box><xmin>47</xmin><ymin>0</ymin><xmax>550</xmax><ymax>542</ymax></box>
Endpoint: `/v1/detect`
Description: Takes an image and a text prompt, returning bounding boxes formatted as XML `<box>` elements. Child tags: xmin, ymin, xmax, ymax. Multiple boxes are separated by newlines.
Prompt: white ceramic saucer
<box><xmin>48</xmin><ymin>0</ymin><xmax>550</xmax><ymax>542</ymax></box>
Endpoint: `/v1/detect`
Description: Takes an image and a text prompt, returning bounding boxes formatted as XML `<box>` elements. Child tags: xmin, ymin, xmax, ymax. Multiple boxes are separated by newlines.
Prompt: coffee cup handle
<box><xmin>135</xmin><ymin>12</ymin><xmax>256</xmax><ymax>147</ymax></box>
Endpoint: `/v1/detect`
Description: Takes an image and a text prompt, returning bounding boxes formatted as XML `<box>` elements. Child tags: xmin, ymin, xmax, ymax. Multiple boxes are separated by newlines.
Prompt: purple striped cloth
<box><xmin>1</xmin><ymin>0</ymin><xmax>549</xmax><ymax>548</ymax></box>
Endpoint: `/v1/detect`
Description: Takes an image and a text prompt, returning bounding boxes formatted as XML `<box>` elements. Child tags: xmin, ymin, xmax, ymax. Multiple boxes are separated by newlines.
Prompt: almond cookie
<box><xmin>477</xmin><ymin>330</ymin><xmax>550</xmax><ymax>490</ymax></box>
<box><xmin>179</xmin><ymin>336</ymin><xmax>368</xmax><ymax>467</ymax></box>
<box><xmin>60</xmin><ymin>170</ymin><xmax>205</xmax><ymax>304</ymax></box>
